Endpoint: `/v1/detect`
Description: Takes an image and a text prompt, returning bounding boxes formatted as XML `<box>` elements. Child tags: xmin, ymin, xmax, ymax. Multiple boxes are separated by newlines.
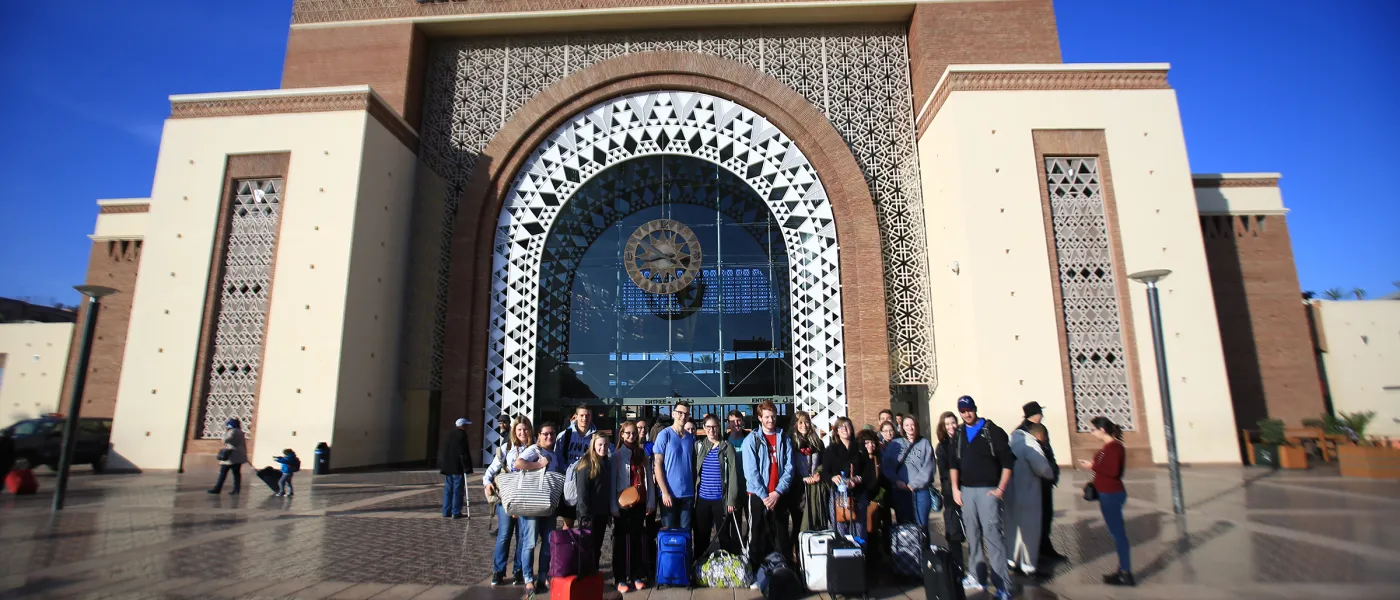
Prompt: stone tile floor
<box><xmin>0</xmin><ymin>465</ymin><xmax>1397</xmax><ymax>599</ymax></box>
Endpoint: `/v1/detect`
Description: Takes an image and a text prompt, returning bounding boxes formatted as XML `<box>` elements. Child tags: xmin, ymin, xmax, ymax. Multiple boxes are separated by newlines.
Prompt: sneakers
<box><xmin>274</xmin><ymin>493</ymin><xmax>285</xmax><ymax>497</ymax></box>
<box><xmin>512</xmin><ymin>573</ymin><xmax>525</xmax><ymax>586</ymax></box>
<box><xmin>994</xmin><ymin>589</ymin><xmax>1013</xmax><ymax>600</ymax></box>
<box><xmin>1104</xmin><ymin>571</ymin><xmax>1136</xmax><ymax>587</ymax></box>
<box><xmin>206</xmin><ymin>489</ymin><xmax>219</xmax><ymax>495</ymax></box>
<box><xmin>961</xmin><ymin>575</ymin><xmax>984</xmax><ymax>591</ymax></box>
<box><xmin>616</xmin><ymin>583</ymin><xmax>629</xmax><ymax>594</ymax></box>
<box><xmin>632</xmin><ymin>580</ymin><xmax>646</xmax><ymax>590</ymax></box>
<box><xmin>490</xmin><ymin>571</ymin><xmax>504</xmax><ymax>586</ymax></box>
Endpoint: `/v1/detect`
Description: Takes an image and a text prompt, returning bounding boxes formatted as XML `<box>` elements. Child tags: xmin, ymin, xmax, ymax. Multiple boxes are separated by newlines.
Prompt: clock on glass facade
<box><xmin>623</xmin><ymin>218</ymin><xmax>702</xmax><ymax>294</ymax></box>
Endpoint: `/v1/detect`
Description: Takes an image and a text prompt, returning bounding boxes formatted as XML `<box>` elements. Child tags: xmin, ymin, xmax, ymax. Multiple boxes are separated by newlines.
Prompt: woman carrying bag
<box><xmin>822</xmin><ymin>416</ymin><xmax>875</xmax><ymax>540</ymax></box>
<box><xmin>1079</xmin><ymin>416</ymin><xmax>1133</xmax><ymax>587</ymax></box>
<box><xmin>483</xmin><ymin>417</ymin><xmax>544</xmax><ymax>591</ymax></box>
<box><xmin>612</xmin><ymin>422</ymin><xmax>655</xmax><ymax>594</ymax></box>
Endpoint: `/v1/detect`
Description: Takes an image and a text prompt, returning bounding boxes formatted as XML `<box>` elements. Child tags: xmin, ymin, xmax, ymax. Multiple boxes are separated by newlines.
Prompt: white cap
<box><xmin>455</xmin><ymin>418</ymin><xmax>471</xmax><ymax>426</ymax></box>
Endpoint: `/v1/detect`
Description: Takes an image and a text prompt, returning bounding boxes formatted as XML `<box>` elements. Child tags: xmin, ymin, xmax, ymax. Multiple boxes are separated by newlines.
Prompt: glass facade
<box><xmin>535</xmin><ymin>155</ymin><xmax>793</xmax><ymax>421</ymax></box>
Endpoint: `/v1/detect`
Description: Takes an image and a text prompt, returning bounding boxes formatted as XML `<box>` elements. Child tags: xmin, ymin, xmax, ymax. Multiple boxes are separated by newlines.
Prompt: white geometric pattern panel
<box><xmin>1045</xmin><ymin>158</ymin><xmax>1136</xmax><ymax>432</ymax></box>
<box><xmin>409</xmin><ymin>27</ymin><xmax>934</xmax><ymax>405</ymax></box>
<box><xmin>484</xmin><ymin>90</ymin><xmax>846</xmax><ymax>453</ymax></box>
<box><xmin>201</xmin><ymin>179</ymin><xmax>282</xmax><ymax>438</ymax></box>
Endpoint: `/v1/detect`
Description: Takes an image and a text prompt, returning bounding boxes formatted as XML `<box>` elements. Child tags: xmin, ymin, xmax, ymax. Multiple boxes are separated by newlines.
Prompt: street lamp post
<box><xmin>1127</xmin><ymin>269</ymin><xmax>1186</xmax><ymax>516</ymax></box>
<box><xmin>52</xmin><ymin>284</ymin><xmax>119</xmax><ymax>511</ymax></box>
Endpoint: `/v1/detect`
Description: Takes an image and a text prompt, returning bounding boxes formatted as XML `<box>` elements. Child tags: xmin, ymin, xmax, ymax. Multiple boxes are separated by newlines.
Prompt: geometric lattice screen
<box><xmin>484</xmin><ymin>91</ymin><xmax>846</xmax><ymax>454</ymax></box>
<box><xmin>200</xmin><ymin>178</ymin><xmax>282</xmax><ymax>438</ymax></box>
<box><xmin>410</xmin><ymin>26</ymin><xmax>934</xmax><ymax>400</ymax></box>
<box><xmin>1044</xmin><ymin>158</ymin><xmax>1136</xmax><ymax>432</ymax></box>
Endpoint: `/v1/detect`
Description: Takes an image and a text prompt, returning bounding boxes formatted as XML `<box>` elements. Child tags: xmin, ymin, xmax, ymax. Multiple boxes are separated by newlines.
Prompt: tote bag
<box><xmin>496</xmin><ymin>469</ymin><xmax>564</xmax><ymax>517</ymax></box>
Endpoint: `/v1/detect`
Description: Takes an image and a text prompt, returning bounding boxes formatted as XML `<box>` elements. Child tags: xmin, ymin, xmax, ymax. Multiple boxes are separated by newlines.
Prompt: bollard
<box><xmin>314</xmin><ymin>442</ymin><xmax>331</xmax><ymax>475</ymax></box>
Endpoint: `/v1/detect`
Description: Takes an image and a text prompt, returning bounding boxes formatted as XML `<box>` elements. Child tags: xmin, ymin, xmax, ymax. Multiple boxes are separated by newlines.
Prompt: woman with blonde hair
<box><xmin>785</xmin><ymin>411</ymin><xmax>827</xmax><ymax>555</ymax></box>
<box><xmin>575</xmin><ymin>434</ymin><xmax>614</xmax><ymax>575</ymax></box>
<box><xmin>483</xmin><ymin>416</ymin><xmax>536</xmax><ymax>589</ymax></box>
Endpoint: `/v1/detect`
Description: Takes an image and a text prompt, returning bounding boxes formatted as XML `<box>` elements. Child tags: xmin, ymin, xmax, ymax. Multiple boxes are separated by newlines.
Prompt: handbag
<box><xmin>495</xmin><ymin>469</ymin><xmax>565</xmax><ymax>517</ymax></box>
<box><xmin>834</xmin><ymin>486</ymin><xmax>857</xmax><ymax>524</ymax></box>
<box><xmin>942</xmin><ymin>502</ymin><xmax>965</xmax><ymax>543</ymax></box>
<box><xmin>1083</xmin><ymin>481</ymin><xmax>1099</xmax><ymax>502</ymax></box>
<box><xmin>617</xmin><ymin>485</ymin><xmax>642</xmax><ymax>509</ymax></box>
<box><xmin>698</xmin><ymin>513</ymin><xmax>753</xmax><ymax>588</ymax></box>
<box><xmin>216</xmin><ymin>448</ymin><xmax>232</xmax><ymax>462</ymax></box>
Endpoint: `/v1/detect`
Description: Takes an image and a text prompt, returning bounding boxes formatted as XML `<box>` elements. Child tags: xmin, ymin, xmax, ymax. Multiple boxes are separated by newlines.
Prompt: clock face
<box><xmin>624</xmin><ymin>219</ymin><xmax>703</xmax><ymax>294</ymax></box>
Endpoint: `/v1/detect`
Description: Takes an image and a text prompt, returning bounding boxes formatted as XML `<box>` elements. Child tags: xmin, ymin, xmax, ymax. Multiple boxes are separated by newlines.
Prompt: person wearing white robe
<box><xmin>1005</xmin><ymin>423</ymin><xmax>1055</xmax><ymax>575</ymax></box>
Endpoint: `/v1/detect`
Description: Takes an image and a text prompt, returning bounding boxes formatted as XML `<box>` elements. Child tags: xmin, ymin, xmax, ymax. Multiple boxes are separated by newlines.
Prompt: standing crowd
<box><xmin>461</xmin><ymin>396</ymin><xmax>1135</xmax><ymax>598</ymax></box>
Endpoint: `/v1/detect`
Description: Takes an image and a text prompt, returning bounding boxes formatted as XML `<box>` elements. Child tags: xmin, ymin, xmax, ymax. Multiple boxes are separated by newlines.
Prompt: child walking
<box><xmin>273</xmin><ymin>449</ymin><xmax>300</xmax><ymax>497</ymax></box>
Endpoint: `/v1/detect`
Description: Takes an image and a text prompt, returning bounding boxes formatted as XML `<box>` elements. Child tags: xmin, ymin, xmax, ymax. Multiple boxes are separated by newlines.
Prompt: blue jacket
<box><xmin>742</xmin><ymin>428</ymin><xmax>794</xmax><ymax>497</ymax></box>
<box><xmin>274</xmin><ymin>454</ymin><xmax>300</xmax><ymax>474</ymax></box>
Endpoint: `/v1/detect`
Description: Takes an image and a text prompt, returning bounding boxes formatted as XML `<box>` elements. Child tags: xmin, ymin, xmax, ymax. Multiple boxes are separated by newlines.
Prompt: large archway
<box><xmin>484</xmin><ymin>90</ymin><xmax>845</xmax><ymax>451</ymax></box>
<box><xmin>441</xmin><ymin>54</ymin><xmax>892</xmax><ymax>456</ymax></box>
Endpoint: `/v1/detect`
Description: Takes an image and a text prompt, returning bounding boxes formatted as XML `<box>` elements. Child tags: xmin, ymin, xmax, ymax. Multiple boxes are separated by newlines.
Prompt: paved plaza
<box><xmin>1</xmin><ymin>465</ymin><xmax>1397</xmax><ymax>600</ymax></box>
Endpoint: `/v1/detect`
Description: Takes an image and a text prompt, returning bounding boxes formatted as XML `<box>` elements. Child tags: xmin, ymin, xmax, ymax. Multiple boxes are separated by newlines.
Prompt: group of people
<box><xmin>466</xmin><ymin>395</ymin><xmax>1135</xmax><ymax>598</ymax></box>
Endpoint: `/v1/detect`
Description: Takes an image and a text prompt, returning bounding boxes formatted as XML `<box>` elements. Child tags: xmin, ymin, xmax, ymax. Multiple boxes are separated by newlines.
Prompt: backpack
<box><xmin>563</xmin><ymin>462</ymin><xmax>580</xmax><ymax>507</ymax></box>
<box><xmin>755</xmin><ymin>551</ymin><xmax>802</xmax><ymax>600</ymax></box>
<box><xmin>289</xmin><ymin>456</ymin><xmax>301</xmax><ymax>473</ymax></box>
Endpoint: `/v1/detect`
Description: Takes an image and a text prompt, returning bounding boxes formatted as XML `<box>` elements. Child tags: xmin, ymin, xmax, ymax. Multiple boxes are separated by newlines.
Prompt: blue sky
<box><xmin>0</xmin><ymin>1</ymin><xmax>1395</xmax><ymax>306</ymax></box>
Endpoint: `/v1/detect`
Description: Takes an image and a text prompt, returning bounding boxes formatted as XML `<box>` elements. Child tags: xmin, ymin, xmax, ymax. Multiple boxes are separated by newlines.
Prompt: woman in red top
<box><xmin>1078</xmin><ymin>416</ymin><xmax>1133</xmax><ymax>587</ymax></box>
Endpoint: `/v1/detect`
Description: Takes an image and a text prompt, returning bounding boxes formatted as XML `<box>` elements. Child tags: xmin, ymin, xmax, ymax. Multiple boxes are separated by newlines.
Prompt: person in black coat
<box><xmin>822</xmin><ymin>416</ymin><xmax>876</xmax><ymax>539</ymax></box>
<box><xmin>439</xmin><ymin>418</ymin><xmax>473</xmax><ymax>518</ymax></box>
<box><xmin>934</xmin><ymin>411</ymin><xmax>966</xmax><ymax>572</ymax></box>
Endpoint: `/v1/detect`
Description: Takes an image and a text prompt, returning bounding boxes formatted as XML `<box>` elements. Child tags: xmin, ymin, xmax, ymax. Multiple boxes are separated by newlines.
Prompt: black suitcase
<box><xmin>923</xmin><ymin>543</ymin><xmax>966</xmax><ymax>600</ymax></box>
<box><xmin>826</xmin><ymin>535</ymin><xmax>867</xmax><ymax>597</ymax></box>
<box><xmin>257</xmin><ymin>466</ymin><xmax>281</xmax><ymax>493</ymax></box>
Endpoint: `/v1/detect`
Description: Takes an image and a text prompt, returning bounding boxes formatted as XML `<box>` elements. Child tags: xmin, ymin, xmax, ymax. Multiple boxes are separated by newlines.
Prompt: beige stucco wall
<box><xmin>108</xmin><ymin>95</ymin><xmax>419</xmax><ymax>471</ymax></box>
<box><xmin>0</xmin><ymin>322</ymin><xmax>74</xmax><ymax>428</ymax></box>
<box><xmin>1316</xmin><ymin>300</ymin><xmax>1400</xmax><ymax>437</ymax></box>
<box><xmin>918</xmin><ymin>72</ymin><xmax>1239</xmax><ymax>464</ymax></box>
<box><xmin>1193</xmin><ymin>175</ymin><xmax>1287</xmax><ymax>215</ymax></box>
<box><xmin>91</xmin><ymin>199</ymin><xmax>151</xmax><ymax>240</ymax></box>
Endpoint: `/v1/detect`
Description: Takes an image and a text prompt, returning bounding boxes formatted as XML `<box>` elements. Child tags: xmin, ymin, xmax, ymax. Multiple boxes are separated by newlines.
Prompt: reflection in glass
<box><xmin>535</xmin><ymin>155</ymin><xmax>793</xmax><ymax>421</ymax></box>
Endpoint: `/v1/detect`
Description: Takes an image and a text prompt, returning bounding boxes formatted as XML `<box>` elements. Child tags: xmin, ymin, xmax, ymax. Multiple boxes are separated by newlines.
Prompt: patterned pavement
<box><xmin>0</xmin><ymin>465</ymin><xmax>1397</xmax><ymax>599</ymax></box>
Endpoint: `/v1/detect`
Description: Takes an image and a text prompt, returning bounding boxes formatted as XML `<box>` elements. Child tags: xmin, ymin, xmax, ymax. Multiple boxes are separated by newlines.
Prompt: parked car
<box><xmin>0</xmin><ymin>415</ymin><xmax>113</xmax><ymax>473</ymax></box>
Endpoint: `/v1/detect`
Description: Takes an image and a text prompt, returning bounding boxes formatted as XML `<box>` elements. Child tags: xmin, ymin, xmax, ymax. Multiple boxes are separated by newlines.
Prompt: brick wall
<box><xmin>1201</xmin><ymin>213</ymin><xmax>1325</xmax><ymax>435</ymax></box>
<box><xmin>59</xmin><ymin>240</ymin><xmax>143</xmax><ymax>420</ymax></box>
<box><xmin>281</xmin><ymin>23</ymin><xmax>427</xmax><ymax>128</ymax></box>
<box><xmin>908</xmin><ymin>0</ymin><xmax>1062</xmax><ymax>114</ymax></box>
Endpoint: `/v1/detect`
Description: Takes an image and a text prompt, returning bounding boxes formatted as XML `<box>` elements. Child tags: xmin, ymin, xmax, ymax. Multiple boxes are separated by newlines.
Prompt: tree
<box><xmin>1323</xmin><ymin>288</ymin><xmax>1344</xmax><ymax>300</ymax></box>
<box><xmin>1352</xmin><ymin>288</ymin><xmax>1367</xmax><ymax>300</ymax></box>
<box><xmin>1302</xmin><ymin>290</ymin><xmax>1316</xmax><ymax>300</ymax></box>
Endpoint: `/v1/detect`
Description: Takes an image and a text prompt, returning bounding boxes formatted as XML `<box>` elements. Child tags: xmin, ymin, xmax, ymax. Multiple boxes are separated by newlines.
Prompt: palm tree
<box><xmin>1302</xmin><ymin>290</ymin><xmax>1316</xmax><ymax>300</ymax></box>
<box><xmin>1353</xmin><ymin>288</ymin><xmax>1367</xmax><ymax>300</ymax></box>
<box><xmin>1323</xmin><ymin>288</ymin><xmax>1344</xmax><ymax>300</ymax></box>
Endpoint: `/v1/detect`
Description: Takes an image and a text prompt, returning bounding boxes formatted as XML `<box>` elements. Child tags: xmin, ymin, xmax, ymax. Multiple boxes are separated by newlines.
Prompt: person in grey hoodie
<box><xmin>741</xmin><ymin>399</ymin><xmax>794</xmax><ymax>570</ymax></box>
<box><xmin>881</xmin><ymin>414</ymin><xmax>935</xmax><ymax>526</ymax></box>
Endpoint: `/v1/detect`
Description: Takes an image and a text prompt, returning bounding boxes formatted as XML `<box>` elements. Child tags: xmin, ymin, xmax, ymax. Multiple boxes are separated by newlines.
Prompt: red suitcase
<box><xmin>550</xmin><ymin>573</ymin><xmax>603</xmax><ymax>600</ymax></box>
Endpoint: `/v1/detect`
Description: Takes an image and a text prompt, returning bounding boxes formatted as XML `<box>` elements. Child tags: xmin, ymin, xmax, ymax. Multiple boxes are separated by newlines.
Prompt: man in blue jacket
<box><xmin>741</xmin><ymin>399</ymin><xmax>794</xmax><ymax>573</ymax></box>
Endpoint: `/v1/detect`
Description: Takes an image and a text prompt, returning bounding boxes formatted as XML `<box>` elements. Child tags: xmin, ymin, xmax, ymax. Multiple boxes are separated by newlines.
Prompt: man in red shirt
<box><xmin>739</xmin><ymin>399</ymin><xmax>794</xmax><ymax>574</ymax></box>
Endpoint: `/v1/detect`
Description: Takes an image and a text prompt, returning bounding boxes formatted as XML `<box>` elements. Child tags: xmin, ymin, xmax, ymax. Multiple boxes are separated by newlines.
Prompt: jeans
<box><xmin>211</xmin><ymin>464</ymin><xmax>242</xmax><ymax>493</ymax></box>
<box><xmin>893</xmin><ymin>487</ymin><xmax>932</xmax><ymax>527</ymax></box>
<box><xmin>961</xmin><ymin>486</ymin><xmax>1010</xmax><ymax>592</ymax></box>
<box><xmin>278</xmin><ymin>473</ymin><xmax>294</xmax><ymax>495</ymax></box>
<box><xmin>536</xmin><ymin>514</ymin><xmax>557</xmax><ymax>582</ymax></box>
<box><xmin>660</xmin><ymin>495</ymin><xmax>694</xmax><ymax>529</ymax></box>
<box><xmin>492</xmin><ymin>503</ymin><xmax>525</xmax><ymax>576</ymax></box>
<box><xmin>441</xmin><ymin>474</ymin><xmax>465</xmax><ymax>516</ymax></box>
<box><xmin>1099</xmin><ymin>491</ymin><xmax>1131</xmax><ymax>572</ymax></box>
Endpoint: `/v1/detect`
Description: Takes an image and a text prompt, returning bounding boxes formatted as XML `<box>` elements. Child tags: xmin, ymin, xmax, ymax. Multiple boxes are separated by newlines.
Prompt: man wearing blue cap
<box><xmin>949</xmin><ymin>395</ymin><xmax>1014</xmax><ymax>599</ymax></box>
